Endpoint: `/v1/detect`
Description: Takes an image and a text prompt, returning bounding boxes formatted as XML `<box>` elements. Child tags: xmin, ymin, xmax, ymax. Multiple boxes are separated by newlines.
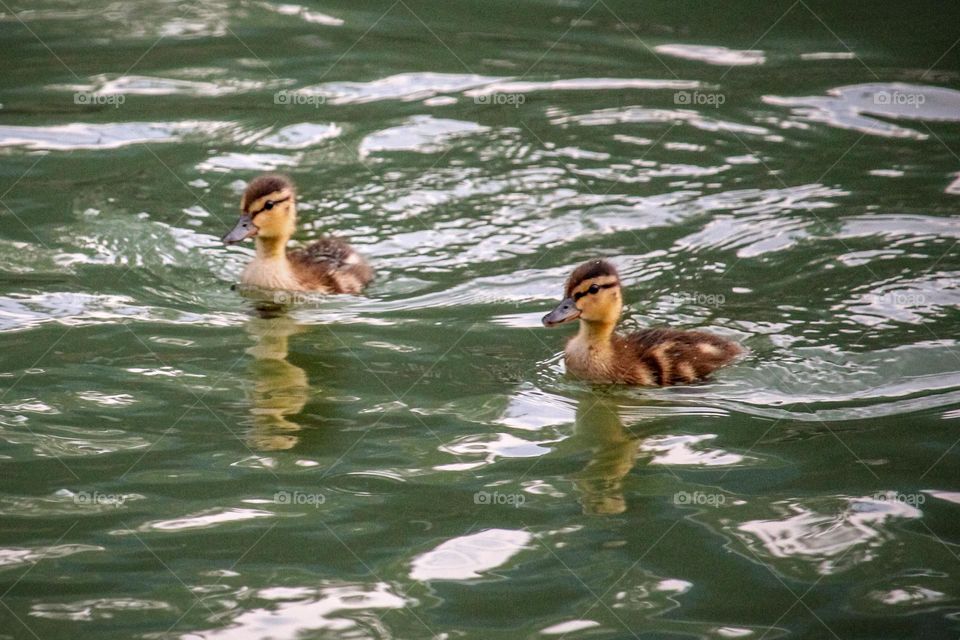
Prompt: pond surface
<box><xmin>1</xmin><ymin>1</ymin><xmax>959</xmax><ymax>638</ymax></box>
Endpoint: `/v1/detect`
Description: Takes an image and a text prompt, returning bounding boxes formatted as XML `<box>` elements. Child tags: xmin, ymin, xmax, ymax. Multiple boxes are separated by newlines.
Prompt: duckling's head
<box><xmin>222</xmin><ymin>174</ymin><xmax>297</xmax><ymax>244</ymax></box>
<box><xmin>543</xmin><ymin>259</ymin><xmax>622</xmax><ymax>327</ymax></box>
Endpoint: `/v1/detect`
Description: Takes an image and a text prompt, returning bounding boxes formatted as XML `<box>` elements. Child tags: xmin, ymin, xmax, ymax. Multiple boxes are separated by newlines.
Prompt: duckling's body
<box><xmin>543</xmin><ymin>260</ymin><xmax>741</xmax><ymax>385</ymax></box>
<box><xmin>223</xmin><ymin>174</ymin><xmax>373</xmax><ymax>294</ymax></box>
<box><xmin>566</xmin><ymin>326</ymin><xmax>740</xmax><ymax>385</ymax></box>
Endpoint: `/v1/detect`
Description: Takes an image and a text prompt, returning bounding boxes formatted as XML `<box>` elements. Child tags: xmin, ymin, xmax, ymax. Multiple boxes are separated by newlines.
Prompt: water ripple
<box><xmin>0</xmin><ymin>543</ymin><xmax>103</xmax><ymax>570</ymax></box>
<box><xmin>301</xmin><ymin>72</ymin><xmax>502</xmax><ymax>105</ymax></box>
<box><xmin>729</xmin><ymin>495</ymin><xmax>923</xmax><ymax>579</ymax></box>
<box><xmin>359</xmin><ymin>116</ymin><xmax>489</xmax><ymax>156</ymax></box>
<box><xmin>0</xmin><ymin>121</ymin><xmax>232</xmax><ymax>150</ymax></box>
<box><xmin>198</xmin><ymin>583</ymin><xmax>407</xmax><ymax>640</ymax></box>
<box><xmin>31</xmin><ymin>598</ymin><xmax>172</xmax><ymax>621</ymax></box>
<box><xmin>764</xmin><ymin>83</ymin><xmax>960</xmax><ymax>139</ymax></box>
<box><xmin>121</xmin><ymin>507</ymin><xmax>275</xmax><ymax>533</ymax></box>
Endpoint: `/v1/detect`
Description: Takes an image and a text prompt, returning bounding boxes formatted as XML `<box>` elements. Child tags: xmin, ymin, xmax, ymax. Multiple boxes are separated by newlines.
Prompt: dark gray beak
<box><xmin>222</xmin><ymin>214</ymin><xmax>258</xmax><ymax>244</ymax></box>
<box><xmin>542</xmin><ymin>297</ymin><xmax>580</xmax><ymax>327</ymax></box>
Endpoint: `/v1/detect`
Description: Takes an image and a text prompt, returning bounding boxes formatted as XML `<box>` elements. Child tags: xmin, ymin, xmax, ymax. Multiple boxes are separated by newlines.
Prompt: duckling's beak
<box><xmin>542</xmin><ymin>297</ymin><xmax>580</xmax><ymax>327</ymax></box>
<box><xmin>222</xmin><ymin>214</ymin><xmax>258</xmax><ymax>244</ymax></box>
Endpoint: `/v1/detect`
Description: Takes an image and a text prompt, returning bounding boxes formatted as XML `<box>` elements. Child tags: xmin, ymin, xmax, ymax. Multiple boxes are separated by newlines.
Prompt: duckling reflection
<box><xmin>568</xmin><ymin>395</ymin><xmax>642</xmax><ymax>515</ymax></box>
<box><xmin>242</xmin><ymin>311</ymin><xmax>309</xmax><ymax>450</ymax></box>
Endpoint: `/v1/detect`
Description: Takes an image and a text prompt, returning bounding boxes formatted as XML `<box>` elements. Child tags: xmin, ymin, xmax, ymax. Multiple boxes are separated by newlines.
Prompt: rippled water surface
<box><xmin>2</xmin><ymin>1</ymin><xmax>959</xmax><ymax>638</ymax></box>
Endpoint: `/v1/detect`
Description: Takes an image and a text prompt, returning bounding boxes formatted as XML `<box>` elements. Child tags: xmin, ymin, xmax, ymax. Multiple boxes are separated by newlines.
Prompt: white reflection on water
<box><xmin>441</xmin><ymin>431</ymin><xmax>555</xmax><ymax>464</ymax></box>
<box><xmin>764</xmin><ymin>83</ymin><xmax>960</xmax><ymax>139</ymax></box>
<box><xmin>260</xmin><ymin>3</ymin><xmax>344</xmax><ymax>26</ymax></box>
<box><xmin>801</xmin><ymin>52</ymin><xmax>857</xmax><ymax>60</ymax></box>
<box><xmin>359</xmin><ymin>116</ymin><xmax>489</xmax><ymax>157</ymax></box>
<box><xmin>733</xmin><ymin>495</ymin><xmax>922</xmax><ymax>577</ymax></box>
<box><xmin>197</xmin><ymin>583</ymin><xmax>406</xmax><ymax>640</ymax></box>
<box><xmin>301</xmin><ymin>72</ymin><xmax>502</xmax><ymax>105</ymax></box>
<box><xmin>0</xmin><ymin>489</ymin><xmax>143</xmax><ymax>517</ymax></box>
<box><xmin>465</xmin><ymin>77</ymin><xmax>702</xmax><ymax>97</ymax></box>
<box><xmin>0</xmin><ymin>122</ymin><xmax>231</xmax><ymax>150</ymax></box>
<box><xmin>53</xmin><ymin>73</ymin><xmax>281</xmax><ymax>97</ymax></box>
<box><xmin>640</xmin><ymin>433</ymin><xmax>747</xmax><ymax>467</ymax></box>
<box><xmin>198</xmin><ymin>151</ymin><xmax>302</xmax><ymax>173</ymax></box>
<box><xmin>876</xmin><ymin>586</ymin><xmax>946</xmax><ymax>606</ymax></box>
<box><xmin>257</xmin><ymin>123</ymin><xmax>342</xmax><ymax>149</ymax></box>
<box><xmin>540</xmin><ymin>619</ymin><xmax>601</xmax><ymax>634</ymax></box>
<box><xmin>31</xmin><ymin>597</ymin><xmax>172</xmax><ymax>621</ymax></box>
<box><xmin>0</xmin><ymin>543</ymin><xmax>102</xmax><ymax>569</ymax></box>
<box><xmin>497</xmin><ymin>388</ymin><xmax>575</xmax><ymax>431</ymax></box>
<box><xmin>0</xmin><ymin>418</ymin><xmax>150</xmax><ymax>458</ymax></box>
<box><xmin>654</xmin><ymin>44</ymin><xmax>766</xmax><ymax>66</ymax></box>
<box><xmin>122</xmin><ymin>507</ymin><xmax>274</xmax><ymax>533</ymax></box>
<box><xmin>1</xmin><ymin>2</ymin><xmax>234</xmax><ymax>39</ymax></box>
<box><xmin>409</xmin><ymin>528</ymin><xmax>532</xmax><ymax>581</ymax></box>
<box><xmin>0</xmin><ymin>293</ymin><xmax>226</xmax><ymax>332</ymax></box>
<box><xmin>554</xmin><ymin>106</ymin><xmax>771</xmax><ymax>137</ymax></box>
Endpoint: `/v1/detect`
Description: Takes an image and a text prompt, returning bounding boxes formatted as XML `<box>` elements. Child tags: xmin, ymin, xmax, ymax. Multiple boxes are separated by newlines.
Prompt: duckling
<box><xmin>542</xmin><ymin>259</ymin><xmax>741</xmax><ymax>385</ymax></box>
<box><xmin>222</xmin><ymin>174</ymin><xmax>373</xmax><ymax>293</ymax></box>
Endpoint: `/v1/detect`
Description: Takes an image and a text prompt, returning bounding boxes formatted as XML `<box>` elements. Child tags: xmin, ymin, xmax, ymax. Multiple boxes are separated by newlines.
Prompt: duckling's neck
<box><xmin>577</xmin><ymin>319</ymin><xmax>616</xmax><ymax>345</ymax></box>
<box><xmin>242</xmin><ymin>233</ymin><xmax>300</xmax><ymax>290</ymax></box>
<box><xmin>255</xmin><ymin>235</ymin><xmax>289</xmax><ymax>261</ymax></box>
<box><xmin>566</xmin><ymin>319</ymin><xmax>617</xmax><ymax>380</ymax></box>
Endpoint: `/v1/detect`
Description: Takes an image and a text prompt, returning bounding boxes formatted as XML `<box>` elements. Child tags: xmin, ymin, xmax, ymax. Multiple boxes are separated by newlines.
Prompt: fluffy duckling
<box><xmin>222</xmin><ymin>174</ymin><xmax>373</xmax><ymax>293</ymax></box>
<box><xmin>542</xmin><ymin>259</ymin><xmax>741</xmax><ymax>385</ymax></box>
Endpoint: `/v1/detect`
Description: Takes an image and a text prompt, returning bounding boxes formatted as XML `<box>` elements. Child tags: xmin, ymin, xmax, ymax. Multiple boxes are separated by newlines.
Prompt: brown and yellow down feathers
<box><xmin>287</xmin><ymin>237</ymin><xmax>374</xmax><ymax>294</ymax></box>
<box><xmin>614</xmin><ymin>328</ymin><xmax>742</xmax><ymax>386</ymax></box>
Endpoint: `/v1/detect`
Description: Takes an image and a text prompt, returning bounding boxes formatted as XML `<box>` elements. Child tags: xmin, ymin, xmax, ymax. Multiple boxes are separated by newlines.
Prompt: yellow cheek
<box><xmin>256</xmin><ymin>212</ymin><xmax>283</xmax><ymax>231</ymax></box>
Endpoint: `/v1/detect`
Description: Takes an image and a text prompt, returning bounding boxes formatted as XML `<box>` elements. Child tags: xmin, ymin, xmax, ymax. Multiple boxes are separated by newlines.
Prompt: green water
<box><xmin>2</xmin><ymin>1</ymin><xmax>960</xmax><ymax>638</ymax></box>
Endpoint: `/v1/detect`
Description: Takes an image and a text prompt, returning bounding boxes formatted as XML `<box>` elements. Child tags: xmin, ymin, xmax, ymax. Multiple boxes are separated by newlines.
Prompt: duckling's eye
<box><xmin>588</xmin><ymin>284</ymin><xmax>600</xmax><ymax>295</ymax></box>
<box><xmin>264</xmin><ymin>201</ymin><xmax>274</xmax><ymax>211</ymax></box>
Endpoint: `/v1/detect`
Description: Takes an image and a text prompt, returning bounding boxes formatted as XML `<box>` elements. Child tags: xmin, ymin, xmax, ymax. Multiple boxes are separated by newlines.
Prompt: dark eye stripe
<box><xmin>249</xmin><ymin>195</ymin><xmax>291</xmax><ymax>217</ymax></box>
<box><xmin>573</xmin><ymin>282</ymin><xmax>616</xmax><ymax>300</ymax></box>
